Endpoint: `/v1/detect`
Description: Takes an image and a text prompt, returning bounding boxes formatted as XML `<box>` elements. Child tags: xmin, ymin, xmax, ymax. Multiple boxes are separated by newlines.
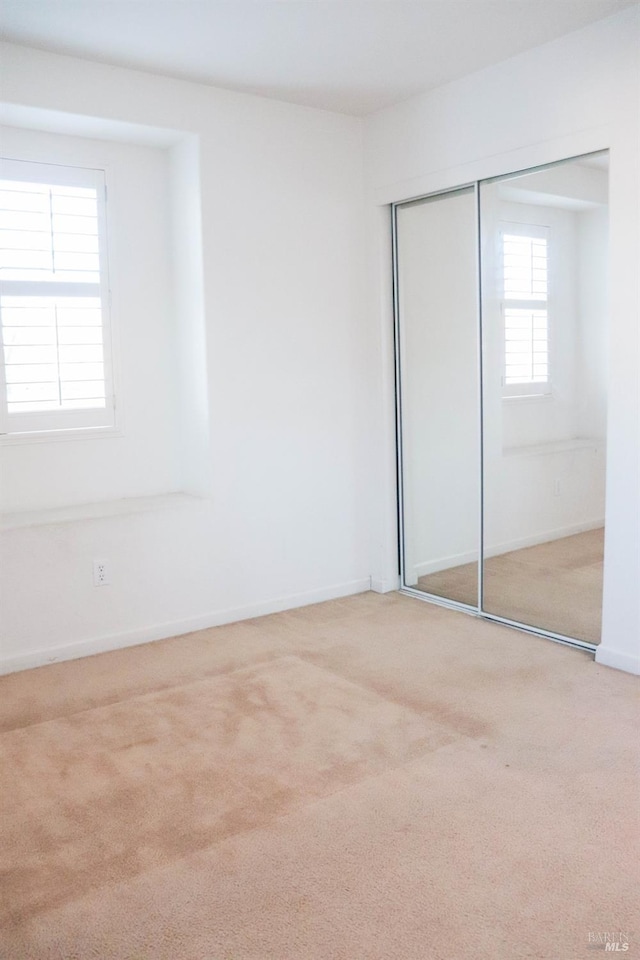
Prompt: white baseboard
<box><xmin>595</xmin><ymin>646</ymin><xmax>640</xmax><ymax>676</ymax></box>
<box><xmin>370</xmin><ymin>576</ymin><xmax>400</xmax><ymax>594</ymax></box>
<box><xmin>0</xmin><ymin>577</ymin><xmax>372</xmax><ymax>675</ymax></box>
<box><xmin>412</xmin><ymin>518</ymin><xmax>605</xmax><ymax>578</ymax></box>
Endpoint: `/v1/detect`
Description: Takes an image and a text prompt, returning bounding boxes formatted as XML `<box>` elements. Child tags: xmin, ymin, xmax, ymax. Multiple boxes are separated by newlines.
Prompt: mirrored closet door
<box><xmin>393</xmin><ymin>151</ymin><xmax>608</xmax><ymax>648</ymax></box>
<box><xmin>394</xmin><ymin>187</ymin><xmax>480</xmax><ymax>608</ymax></box>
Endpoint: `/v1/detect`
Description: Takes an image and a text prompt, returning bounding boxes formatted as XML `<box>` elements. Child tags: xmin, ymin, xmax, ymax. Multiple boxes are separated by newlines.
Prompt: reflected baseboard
<box><xmin>411</xmin><ymin>517</ymin><xmax>604</xmax><ymax>579</ymax></box>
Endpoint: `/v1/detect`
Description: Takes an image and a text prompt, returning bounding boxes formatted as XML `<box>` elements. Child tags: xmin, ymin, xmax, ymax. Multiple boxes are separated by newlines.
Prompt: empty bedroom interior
<box><xmin>0</xmin><ymin>2</ymin><xmax>639</xmax><ymax>958</ymax></box>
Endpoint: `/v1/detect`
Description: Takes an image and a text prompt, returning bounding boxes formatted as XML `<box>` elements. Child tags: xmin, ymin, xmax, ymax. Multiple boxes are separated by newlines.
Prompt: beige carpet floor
<box><xmin>1</xmin><ymin>591</ymin><xmax>638</xmax><ymax>960</ymax></box>
<box><xmin>417</xmin><ymin>528</ymin><xmax>604</xmax><ymax>644</ymax></box>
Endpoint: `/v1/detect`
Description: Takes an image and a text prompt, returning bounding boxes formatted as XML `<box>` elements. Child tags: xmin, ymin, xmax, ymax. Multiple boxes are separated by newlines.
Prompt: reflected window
<box><xmin>500</xmin><ymin>224</ymin><xmax>550</xmax><ymax>398</ymax></box>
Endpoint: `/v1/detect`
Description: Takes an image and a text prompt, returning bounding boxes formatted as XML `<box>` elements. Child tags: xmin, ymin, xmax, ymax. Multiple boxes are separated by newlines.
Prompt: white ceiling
<box><xmin>0</xmin><ymin>0</ymin><xmax>636</xmax><ymax>116</ymax></box>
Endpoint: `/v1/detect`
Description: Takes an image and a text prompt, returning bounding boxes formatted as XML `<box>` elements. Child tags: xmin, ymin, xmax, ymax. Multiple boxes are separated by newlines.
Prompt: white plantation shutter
<box><xmin>0</xmin><ymin>158</ymin><xmax>114</xmax><ymax>436</ymax></box>
<box><xmin>500</xmin><ymin>224</ymin><xmax>550</xmax><ymax>398</ymax></box>
<box><xmin>503</xmin><ymin>306</ymin><xmax>548</xmax><ymax>384</ymax></box>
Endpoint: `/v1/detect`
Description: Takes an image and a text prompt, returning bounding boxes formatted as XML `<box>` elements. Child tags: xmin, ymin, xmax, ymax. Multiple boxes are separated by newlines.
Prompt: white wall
<box><xmin>365</xmin><ymin>6</ymin><xmax>640</xmax><ymax>672</ymax></box>
<box><xmin>0</xmin><ymin>43</ymin><xmax>372</xmax><ymax>670</ymax></box>
<box><xmin>169</xmin><ymin>135</ymin><xmax>211</xmax><ymax>497</ymax></box>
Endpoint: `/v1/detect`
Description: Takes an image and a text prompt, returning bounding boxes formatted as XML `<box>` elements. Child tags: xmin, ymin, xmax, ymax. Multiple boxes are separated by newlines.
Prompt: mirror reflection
<box><xmin>480</xmin><ymin>152</ymin><xmax>608</xmax><ymax>643</ymax></box>
<box><xmin>396</xmin><ymin>187</ymin><xmax>479</xmax><ymax>607</ymax></box>
<box><xmin>394</xmin><ymin>151</ymin><xmax>608</xmax><ymax>646</ymax></box>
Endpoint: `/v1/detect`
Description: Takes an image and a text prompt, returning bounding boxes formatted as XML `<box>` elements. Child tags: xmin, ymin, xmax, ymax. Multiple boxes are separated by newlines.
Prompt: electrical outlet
<box><xmin>93</xmin><ymin>559</ymin><xmax>110</xmax><ymax>586</ymax></box>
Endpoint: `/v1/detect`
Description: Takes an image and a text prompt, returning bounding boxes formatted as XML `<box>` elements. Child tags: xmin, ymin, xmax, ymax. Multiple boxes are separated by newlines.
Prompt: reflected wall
<box><xmin>395</xmin><ymin>188</ymin><xmax>479</xmax><ymax>607</ymax></box>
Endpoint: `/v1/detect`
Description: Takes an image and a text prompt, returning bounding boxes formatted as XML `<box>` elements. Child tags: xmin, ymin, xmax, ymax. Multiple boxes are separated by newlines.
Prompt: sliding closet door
<box><xmin>395</xmin><ymin>188</ymin><xmax>480</xmax><ymax>606</ymax></box>
<box><xmin>479</xmin><ymin>153</ymin><xmax>608</xmax><ymax>643</ymax></box>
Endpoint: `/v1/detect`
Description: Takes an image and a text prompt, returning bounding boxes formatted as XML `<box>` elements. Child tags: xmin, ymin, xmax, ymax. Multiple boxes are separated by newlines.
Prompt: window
<box><xmin>0</xmin><ymin>158</ymin><xmax>114</xmax><ymax>437</ymax></box>
<box><xmin>500</xmin><ymin>223</ymin><xmax>550</xmax><ymax>398</ymax></box>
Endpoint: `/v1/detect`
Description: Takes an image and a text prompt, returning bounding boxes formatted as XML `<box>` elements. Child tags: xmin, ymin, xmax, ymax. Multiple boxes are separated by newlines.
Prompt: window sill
<box><xmin>0</xmin><ymin>492</ymin><xmax>208</xmax><ymax>531</ymax></box>
<box><xmin>502</xmin><ymin>437</ymin><xmax>605</xmax><ymax>458</ymax></box>
<box><xmin>0</xmin><ymin>424</ymin><xmax>122</xmax><ymax>445</ymax></box>
<box><xmin>501</xmin><ymin>392</ymin><xmax>553</xmax><ymax>403</ymax></box>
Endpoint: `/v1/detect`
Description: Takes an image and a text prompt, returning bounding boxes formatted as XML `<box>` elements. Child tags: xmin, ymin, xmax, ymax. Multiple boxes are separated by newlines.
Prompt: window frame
<box><xmin>499</xmin><ymin>220</ymin><xmax>552</xmax><ymax>400</ymax></box>
<box><xmin>0</xmin><ymin>156</ymin><xmax>116</xmax><ymax>441</ymax></box>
